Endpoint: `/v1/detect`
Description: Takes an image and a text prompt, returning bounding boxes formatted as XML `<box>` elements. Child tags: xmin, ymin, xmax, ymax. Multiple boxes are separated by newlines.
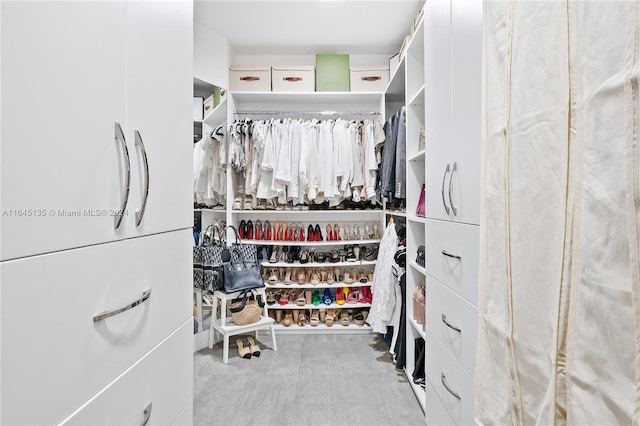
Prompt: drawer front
<box><xmin>426</xmin><ymin>276</ymin><xmax>478</xmax><ymax>376</ymax></box>
<box><xmin>426</xmin><ymin>379</ymin><xmax>456</xmax><ymax>426</ymax></box>
<box><xmin>350</xmin><ymin>68</ymin><xmax>390</xmax><ymax>92</ymax></box>
<box><xmin>271</xmin><ymin>67</ymin><xmax>315</xmax><ymax>92</ymax></box>
<box><xmin>426</xmin><ymin>328</ymin><xmax>475</xmax><ymax>426</ymax></box>
<box><xmin>62</xmin><ymin>320</ymin><xmax>193</xmax><ymax>425</ymax></box>
<box><xmin>425</xmin><ymin>218</ymin><xmax>479</xmax><ymax>306</ymax></box>
<box><xmin>229</xmin><ymin>67</ymin><xmax>271</xmax><ymax>92</ymax></box>
<box><xmin>0</xmin><ymin>230</ymin><xmax>192</xmax><ymax>425</ymax></box>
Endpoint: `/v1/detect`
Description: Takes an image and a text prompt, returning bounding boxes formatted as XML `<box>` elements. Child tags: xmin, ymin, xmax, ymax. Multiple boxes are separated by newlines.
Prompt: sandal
<box><xmin>326</xmin><ymin>269</ymin><xmax>336</xmax><ymax>284</ymax></box>
<box><xmin>336</xmin><ymin>287</ymin><xmax>346</xmax><ymax>305</ymax></box>
<box><xmin>300</xmin><ymin>248</ymin><xmax>310</xmax><ymax>264</ymax></box>
<box><xmin>279</xmin><ymin>290</ymin><xmax>290</xmax><ymax>306</ymax></box>
<box><xmin>296</xmin><ymin>291</ymin><xmax>307</xmax><ymax>307</ymax></box>
<box><xmin>343</xmin><ymin>271</ymin><xmax>354</xmax><ymax>284</ymax></box>
<box><xmin>347</xmin><ymin>288</ymin><xmax>360</xmax><ymax>304</ymax></box>
<box><xmin>269</xmin><ymin>246</ymin><xmax>279</xmax><ymax>263</ymax></box>
<box><xmin>323</xmin><ymin>288</ymin><xmax>334</xmax><ymax>306</ymax></box>
<box><xmin>297</xmin><ymin>269</ymin><xmax>307</xmax><ymax>284</ymax></box>
<box><xmin>246</xmin><ymin>336</ymin><xmax>261</xmax><ymax>357</ymax></box>
<box><xmin>268</xmin><ymin>268</ymin><xmax>279</xmax><ymax>285</ymax></box>
<box><xmin>283</xmin><ymin>269</ymin><xmax>293</xmax><ymax>284</ymax></box>
<box><xmin>310</xmin><ymin>269</ymin><xmax>321</xmax><ymax>285</ymax></box>
<box><xmin>283</xmin><ymin>311</ymin><xmax>293</xmax><ymax>327</ymax></box>
<box><xmin>235</xmin><ymin>339</ymin><xmax>251</xmax><ymax>359</ymax></box>
<box><xmin>312</xmin><ymin>290</ymin><xmax>322</xmax><ymax>306</ymax></box>
<box><xmin>232</xmin><ymin>196</ymin><xmax>243</xmax><ymax>211</ymax></box>
<box><xmin>339</xmin><ymin>310</ymin><xmax>351</xmax><ymax>326</ymax></box>
<box><xmin>352</xmin><ymin>244</ymin><xmax>360</xmax><ymax>261</ymax></box>
<box><xmin>325</xmin><ymin>309</ymin><xmax>337</xmax><ymax>327</ymax></box>
<box><xmin>298</xmin><ymin>310</ymin><xmax>308</xmax><ymax>326</ymax></box>
<box><xmin>255</xmin><ymin>198</ymin><xmax>267</xmax><ymax>210</ymax></box>
<box><xmin>354</xmin><ymin>311</ymin><xmax>365</xmax><ymax>326</ymax></box>
<box><xmin>358</xmin><ymin>269</ymin><xmax>368</xmax><ymax>283</ymax></box>
<box><xmin>345</xmin><ymin>245</ymin><xmax>356</xmax><ymax>262</ymax></box>
<box><xmin>310</xmin><ymin>309</ymin><xmax>320</xmax><ymax>326</ymax></box>
<box><xmin>330</xmin><ymin>249</ymin><xmax>340</xmax><ymax>263</ymax></box>
<box><xmin>243</xmin><ymin>194</ymin><xmax>253</xmax><ymax>210</ymax></box>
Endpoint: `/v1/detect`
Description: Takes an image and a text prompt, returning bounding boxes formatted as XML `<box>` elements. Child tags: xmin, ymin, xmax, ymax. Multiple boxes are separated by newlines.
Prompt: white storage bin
<box><xmin>203</xmin><ymin>94</ymin><xmax>214</xmax><ymax>116</ymax></box>
<box><xmin>271</xmin><ymin>66</ymin><xmax>315</xmax><ymax>92</ymax></box>
<box><xmin>229</xmin><ymin>66</ymin><xmax>271</xmax><ymax>92</ymax></box>
<box><xmin>350</xmin><ymin>66</ymin><xmax>390</xmax><ymax>92</ymax></box>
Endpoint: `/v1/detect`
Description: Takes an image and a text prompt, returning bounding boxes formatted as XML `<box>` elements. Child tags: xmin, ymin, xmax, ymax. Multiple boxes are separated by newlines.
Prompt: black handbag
<box><xmin>222</xmin><ymin>246</ymin><xmax>264</xmax><ymax>293</ymax></box>
<box><xmin>194</xmin><ymin>225</ymin><xmax>226</xmax><ymax>292</ymax></box>
<box><xmin>416</xmin><ymin>245</ymin><xmax>425</xmax><ymax>267</ymax></box>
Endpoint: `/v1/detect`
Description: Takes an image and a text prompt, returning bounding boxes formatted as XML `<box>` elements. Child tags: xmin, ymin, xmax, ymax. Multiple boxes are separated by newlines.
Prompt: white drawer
<box><xmin>350</xmin><ymin>66</ymin><xmax>389</xmax><ymax>92</ymax></box>
<box><xmin>229</xmin><ymin>66</ymin><xmax>271</xmax><ymax>92</ymax></box>
<box><xmin>0</xmin><ymin>230</ymin><xmax>192</xmax><ymax>425</ymax></box>
<box><xmin>426</xmin><ymin>276</ymin><xmax>478</xmax><ymax>376</ymax></box>
<box><xmin>61</xmin><ymin>320</ymin><xmax>193</xmax><ymax>425</ymax></box>
<box><xmin>271</xmin><ymin>66</ymin><xmax>315</xmax><ymax>92</ymax></box>
<box><xmin>426</xmin><ymin>379</ymin><xmax>456</xmax><ymax>426</ymax></box>
<box><xmin>426</xmin><ymin>328</ymin><xmax>475</xmax><ymax>426</ymax></box>
<box><xmin>425</xmin><ymin>218</ymin><xmax>479</xmax><ymax>306</ymax></box>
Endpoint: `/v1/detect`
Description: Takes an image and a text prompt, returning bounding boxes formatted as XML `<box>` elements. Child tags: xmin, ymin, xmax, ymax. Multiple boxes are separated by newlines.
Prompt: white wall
<box><xmin>194</xmin><ymin>22</ymin><xmax>229</xmax><ymax>88</ymax></box>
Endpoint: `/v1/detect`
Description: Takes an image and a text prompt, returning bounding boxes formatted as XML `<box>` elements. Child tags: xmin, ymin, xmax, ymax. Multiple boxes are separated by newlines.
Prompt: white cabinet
<box><xmin>0</xmin><ymin>1</ymin><xmax>192</xmax><ymax>261</ymax></box>
<box><xmin>0</xmin><ymin>1</ymin><xmax>193</xmax><ymax>424</ymax></box>
<box><xmin>425</xmin><ymin>0</ymin><xmax>481</xmax><ymax>226</ymax></box>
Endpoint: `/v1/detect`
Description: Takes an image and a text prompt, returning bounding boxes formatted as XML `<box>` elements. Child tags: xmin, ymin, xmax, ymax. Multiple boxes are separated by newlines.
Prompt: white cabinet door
<box><xmin>424</xmin><ymin>0</ymin><xmax>453</xmax><ymax>223</ymax></box>
<box><xmin>0</xmin><ymin>1</ymin><xmax>128</xmax><ymax>261</ymax></box>
<box><xmin>0</xmin><ymin>230</ymin><xmax>192</xmax><ymax>425</ymax></box>
<box><xmin>449</xmin><ymin>0</ymin><xmax>482</xmax><ymax>226</ymax></box>
<box><xmin>125</xmin><ymin>1</ymin><xmax>193</xmax><ymax>235</ymax></box>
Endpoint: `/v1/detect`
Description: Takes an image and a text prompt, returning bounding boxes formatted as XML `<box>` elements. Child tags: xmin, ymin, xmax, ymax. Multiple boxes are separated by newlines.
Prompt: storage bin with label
<box><xmin>350</xmin><ymin>66</ymin><xmax>390</xmax><ymax>92</ymax></box>
<box><xmin>315</xmin><ymin>54</ymin><xmax>350</xmax><ymax>92</ymax></box>
<box><xmin>229</xmin><ymin>66</ymin><xmax>271</xmax><ymax>92</ymax></box>
<box><xmin>271</xmin><ymin>66</ymin><xmax>315</xmax><ymax>92</ymax></box>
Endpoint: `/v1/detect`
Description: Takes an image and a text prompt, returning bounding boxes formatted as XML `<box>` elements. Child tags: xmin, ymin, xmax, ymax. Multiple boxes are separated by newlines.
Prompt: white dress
<box><xmin>366</xmin><ymin>222</ymin><xmax>398</xmax><ymax>334</ymax></box>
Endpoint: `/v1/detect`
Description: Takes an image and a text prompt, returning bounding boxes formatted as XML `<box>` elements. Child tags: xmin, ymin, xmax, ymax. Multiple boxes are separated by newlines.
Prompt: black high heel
<box><xmin>307</xmin><ymin>224</ymin><xmax>315</xmax><ymax>241</ymax></box>
<box><xmin>239</xmin><ymin>220</ymin><xmax>246</xmax><ymax>239</ymax></box>
<box><xmin>314</xmin><ymin>224</ymin><xmax>323</xmax><ymax>241</ymax></box>
<box><xmin>246</xmin><ymin>220</ymin><xmax>254</xmax><ymax>240</ymax></box>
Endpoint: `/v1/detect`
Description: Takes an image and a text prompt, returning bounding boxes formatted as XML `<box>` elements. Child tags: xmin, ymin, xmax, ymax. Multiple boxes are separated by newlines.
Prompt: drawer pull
<box><xmin>448</xmin><ymin>162</ymin><xmax>458</xmax><ymax>216</ymax></box>
<box><xmin>240</xmin><ymin>76</ymin><xmax>260</xmax><ymax>81</ymax></box>
<box><xmin>441</xmin><ymin>249</ymin><xmax>461</xmax><ymax>260</ymax></box>
<box><xmin>93</xmin><ymin>289</ymin><xmax>151</xmax><ymax>322</ymax></box>
<box><xmin>441</xmin><ymin>373</ymin><xmax>461</xmax><ymax>400</ymax></box>
<box><xmin>441</xmin><ymin>163</ymin><xmax>451</xmax><ymax>215</ymax></box>
<box><xmin>442</xmin><ymin>313</ymin><xmax>461</xmax><ymax>333</ymax></box>
<box><xmin>283</xmin><ymin>76</ymin><xmax>302</xmax><ymax>82</ymax></box>
<box><xmin>114</xmin><ymin>122</ymin><xmax>131</xmax><ymax>230</ymax></box>
<box><xmin>361</xmin><ymin>76</ymin><xmax>382</xmax><ymax>81</ymax></box>
<box><xmin>134</xmin><ymin>130</ymin><xmax>149</xmax><ymax>227</ymax></box>
<box><xmin>141</xmin><ymin>402</ymin><xmax>152</xmax><ymax>426</ymax></box>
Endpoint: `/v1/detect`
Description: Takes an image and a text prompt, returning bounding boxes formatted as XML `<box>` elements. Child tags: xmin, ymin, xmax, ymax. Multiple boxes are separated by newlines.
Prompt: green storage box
<box><xmin>315</xmin><ymin>54</ymin><xmax>350</xmax><ymax>92</ymax></box>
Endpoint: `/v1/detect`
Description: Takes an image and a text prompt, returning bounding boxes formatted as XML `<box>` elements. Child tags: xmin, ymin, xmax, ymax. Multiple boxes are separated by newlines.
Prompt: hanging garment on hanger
<box><xmin>366</xmin><ymin>222</ymin><xmax>398</xmax><ymax>334</ymax></box>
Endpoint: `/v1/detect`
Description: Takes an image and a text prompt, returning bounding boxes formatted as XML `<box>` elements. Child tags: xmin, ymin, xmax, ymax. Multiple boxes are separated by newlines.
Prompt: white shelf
<box><xmin>194</xmin><ymin>208</ymin><xmax>226</xmax><ymax>213</ymax></box>
<box><xmin>272</xmin><ymin>322</ymin><xmax>372</xmax><ymax>334</ymax></box>
<box><xmin>212</xmin><ymin>315</ymin><xmax>275</xmax><ymax>334</ymax></box>
<box><xmin>202</xmin><ymin>98</ymin><xmax>227</xmax><ymax>127</ymax></box>
<box><xmin>266</xmin><ymin>281</ymin><xmax>372</xmax><ymax>289</ymax></box>
<box><xmin>408</xmin><ymin>84</ymin><xmax>425</xmax><ymax>106</ymax></box>
<box><xmin>407</xmin><ymin>375</ymin><xmax>427</xmax><ymax>413</ymax></box>
<box><xmin>230</xmin><ymin>91</ymin><xmax>383</xmax><ymax>106</ymax></box>
<box><xmin>231</xmin><ymin>209</ymin><xmax>383</xmax><ymax>217</ymax></box>
<box><xmin>267</xmin><ymin>302</ymin><xmax>372</xmax><ymax>310</ymax></box>
<box><xmin>408</xmin><ymin>150</ymin><xmax>425</xmax><ymax>162</ymax></box>
<box><xmin>385</xmin><ymin>59</ymin><xmax>406</xmax><ymax>102</ymax></box>
<box><xmin>261</xmin><ymin>260</ymin><xmax>376</xmax><ymax>268</ymax></box>
<box><xmin>407</xmin><ymin>215</ymin><xmax>426</xmax><ymax>224</ymax></box>
<box><xmin>385</xmin><ymin>210</ymin><xmax>407</xmax><ymax>218</ymax></box>
<box><xmin>409</xmin><ymin>317</ymin><xmax>427</xmax><ymax>340</ymax></box>
<box><xmin>241</xmin><ymin>239</ymin><xmax>381</xmax><ymax>246</ymax></box>
<box><xmin>409</xmin><ymin>261</ymin><xmax>426</xmax><ymax>276</ymax></box>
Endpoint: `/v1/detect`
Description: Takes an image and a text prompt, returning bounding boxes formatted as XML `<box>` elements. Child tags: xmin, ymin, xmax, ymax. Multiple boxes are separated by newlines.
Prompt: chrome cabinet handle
<box><xmin>441</xmin><ymin>313</ymin><xmax>461</xmax><ymax>333</ymax></box>
<box><xmin>141</xmin><ymin>403</ymin><xmax>152</xmax><ymax>426</ymax></box>
<box><xmin>114</xmin><ymin>122</ymin><xmax>131</xmax><ymax>229</ymax></box>
<box><xmin>441</xmin><ymin>373</ymin><xmax>461</xmax><ymax>400</ymax></box>
<box><xmin>441</xmin><ymin>163</ymin><xmax>451</xmax><ymax>215</ymax></box>
<box><xmin>93</xmin><ymin>289</ymin><xmax>151</xmax><ymax>322</ymax></box>
<box><xmin>134</xmin><ymin>130</ymin><xmax>149</xmax><ymax>227</ymax></box>
<box><xmin>441</xmin><ymin>249</ymin><xmax>462</xmax><ymax>260</ymax></box>
<box><xmin>448</xmin><ymin>162</ymin><xmax>458</xmax><ymax>216</ymax></box>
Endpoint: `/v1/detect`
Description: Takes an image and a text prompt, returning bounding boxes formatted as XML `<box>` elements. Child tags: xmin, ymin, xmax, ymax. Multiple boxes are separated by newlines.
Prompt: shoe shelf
<box><xmin>211</xmin><ymin>315</ymin><xmax>275</xmax><ymax>334</ymax></box>
<box><xmin>409</xmin><ymin>260</ymin><xmax>426</xmax><ymax>276</ymax></box>
<box><xmin>266</xmin><ymin>282</ymin><xmax>372</xmax><ymax>289</ymax></box>
<box><xmin>409</xmin><ymin>317</ymin><xmax>426</xmax><ymax>340</ymax></box>
<box><xmin>261</xmin><ymin>260</ymin><xmax>377</xmax><ymax>268</ymax></box>
<box><xmin>408</xmin><ymin>149</ymin><xmax>425</xmax><ymax>163</ymax></box>
<box><xmin>194</xmin><ymin>207</ymin><xmax>226</xmax><ymax>212</ymax></box>
<box><xmin>273</xmin><ymin>322</ymin><xmax>372</xmax><ymax>334</ymax></box>
<box><xmin>231</xmin><ymin>209</ymin><xmax>383</xmax><ymax>216</ymax></box>
<box><xmin>242</xmin><ymin>239</ymin><xmax>381</xmax><ymax>246</ymax></box>
<box><xmin>267</xmin><ymin>302</ymin><xmax>372</xmax><ymax>310</ymax></box>
<box><xmin>385</xmin><ymin>210</ymin><xmax>407</xmax><ymax>218</ymax></box>
<box><xmin>406</xmin><ymin>215</ymin><xmax>426</xmax><ymax>224</ymax></box>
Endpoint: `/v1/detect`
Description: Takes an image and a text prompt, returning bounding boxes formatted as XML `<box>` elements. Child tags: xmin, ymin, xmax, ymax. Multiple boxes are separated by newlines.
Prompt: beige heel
<box><xmin>235</xmin><ymin>339</ymin><xmax>252</xmax><ymax>359</ymax></box>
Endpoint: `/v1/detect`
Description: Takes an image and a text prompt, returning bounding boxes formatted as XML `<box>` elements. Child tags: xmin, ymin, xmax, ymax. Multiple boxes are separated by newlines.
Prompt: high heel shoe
<box><xmin>268</xmin><ymin>267</ymin><xmax>279</xmax><ymax>284</ymax></box>
<box><xmin>235</xmin><ymin>339</ymin><xmax>252</xmax><ymax>359</ymax></box>
<box><xmin>264</xmin><ymin>220</ymin><xmax>272</xmax><ymax>240</ymax></box>
<box><xmin>336</xmin><ymin>287</ymin><xmax>346</xmax><ymax>305</ymax></box>
<box><xmin>307</xmin><ymin>224</ymin><xmax>315</xmax><ymax>242</ymax></box>
<box><xmin>283</xmin><ymin>310</ymin><xmax>293</xmax><ymax>327</ymax></box>
<box><xmin>314</xmin><ymin>224</ymin><xmax>323</xmax><ymax>241</ymax></box>
<box><xmin>255</xmin><ymin>220</ymin><xmax>263</xmax><ymax>240</ymax></box>
<box><xmin>269</xmin><ymin>246</ymin><xmax>279</xmax><ymax>263</ymax></box>
<box><xmin>274</xmin><ymin>222</ymin><xmax>280</xmax><ymax>241</ymax></box>
<box><xmin>326</xmin><ymin>224</ymin><xmax>334</xmax><ymax>241</ymax></box>
<box><xmin>297</xmin><ymin>268</ymin><xmax>307</xmax><ymax>284</ymax></box>
<box><xmin>334</xmin><ymin>224</ymin><xmax>341</xmax><ymax>240</ymax></box>
<box><xmin>246</xmin><ymin>220</ymin><xmax>254</xmax><ymax>240</ymax></box>
<box><xmin>239</xmin><ymin>219</ymin><xmax>246</xmax><ymax>239</ymax></box>
<box><xmin>343</xmin><ymin>271</ymin><xmax>354</xmax><ymax>284</ymax></box>
<box><xmin>246</xmin><ymin>336</ymin><xmax>261</xmax><ymax>357</ymax></box>
<box><xmin>283</xmin><ymin>268</ymin><xmax>293</xmax><ymax>284</ymax></box>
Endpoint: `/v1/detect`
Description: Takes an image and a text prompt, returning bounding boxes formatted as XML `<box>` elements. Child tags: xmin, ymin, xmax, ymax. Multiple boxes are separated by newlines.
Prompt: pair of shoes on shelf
<box><xmin>232</xmin><ymin>194</ymin><xmax>254</xmax><ymax>211</ymax></box>
<box><xmin>235</xmin><ymin>336</ymin><xmax>260</xmax><ymax>359</ymax></box>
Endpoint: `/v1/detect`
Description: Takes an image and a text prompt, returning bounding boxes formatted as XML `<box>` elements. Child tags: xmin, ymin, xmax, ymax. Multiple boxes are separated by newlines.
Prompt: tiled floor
<box><xmin>193</xmin><ymin>334</ymin><xmax>425</xmax><ymax>426</ymax></box>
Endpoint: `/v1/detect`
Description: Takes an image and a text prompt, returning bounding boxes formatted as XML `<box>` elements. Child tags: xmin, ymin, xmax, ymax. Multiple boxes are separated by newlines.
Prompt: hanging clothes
<box><xmin>366</xmin><ymin>222</ymin><xmax>399</xmax><ymax>334</ymax></box>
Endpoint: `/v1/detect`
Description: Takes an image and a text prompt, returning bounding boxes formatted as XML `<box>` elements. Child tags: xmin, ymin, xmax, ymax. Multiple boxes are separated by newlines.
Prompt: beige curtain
<box><xmin>475</xmin><ymin>1</ymin><xmax>640</xmax><ymax>424</ymax></box>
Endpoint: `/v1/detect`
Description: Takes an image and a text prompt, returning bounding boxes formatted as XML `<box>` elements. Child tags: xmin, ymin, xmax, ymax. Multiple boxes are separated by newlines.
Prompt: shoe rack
<box><xmin>225</xmin><ymin>89</ymin><xmax>386</xmax><ymax>333</ymax></box>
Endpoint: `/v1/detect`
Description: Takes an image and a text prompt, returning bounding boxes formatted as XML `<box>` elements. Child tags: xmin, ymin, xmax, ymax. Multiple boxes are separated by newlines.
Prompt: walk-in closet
<box><xmin>2</xmin><ymin>0</ymin><xmax>637</xmax><ymax>425</ymax></box>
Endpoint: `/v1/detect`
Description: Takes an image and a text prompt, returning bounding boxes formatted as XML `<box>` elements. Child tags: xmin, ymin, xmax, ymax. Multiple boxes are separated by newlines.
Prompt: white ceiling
<box><xmin>194</xmin><ymin>0</ymin><xmax>424</xmax><ymax>55</ymax></box>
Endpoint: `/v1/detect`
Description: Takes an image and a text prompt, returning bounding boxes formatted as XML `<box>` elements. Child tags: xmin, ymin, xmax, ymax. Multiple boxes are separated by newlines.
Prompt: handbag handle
<box><xmin>229</xmin><ymin>289</ymin><xmax>265</xmax><ymax>313</ymax></box>
<box><xmin>224</xmin><ymin>225</ymin><xmax>242</xmax><ymax>245</ymax></box>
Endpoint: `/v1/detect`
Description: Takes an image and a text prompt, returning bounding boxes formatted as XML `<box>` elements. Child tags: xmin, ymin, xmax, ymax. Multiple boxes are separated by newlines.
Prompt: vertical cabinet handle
<box><xmin>114</xmin><ymin>122</ymin><xmax>131</xmax><ymax>229</ymax></box>
<box><xmin>441</xmin><ymin>164</ymin><xmax>451</xmax><ymax>215</ymax></box>
<box><xmin>448</xmin><ymin>162</ymin><xmax>458</xmax><ymax>216</ymax></box>
<box><xmin>441</xmin><ymin>313</ymin><xmax>462</xmax><ymax>333</ymax></box>
<box><xmin>134</xmin><ymin>130</ymin><xmax>149</xmax><ymax>227</ymax></box>
<box><xmin>141</xmin><ymin>402</ymin><xmax>152</xmax><ymax>426</ymax></box>
<box><xmin>441</xmin><ymin>373</ymin><xmax>461</xmax><ymax>400</ymax></box>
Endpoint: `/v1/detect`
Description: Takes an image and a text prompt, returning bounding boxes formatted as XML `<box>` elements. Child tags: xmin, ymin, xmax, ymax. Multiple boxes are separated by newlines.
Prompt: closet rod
<box><xmin>233</xmin><ymin>110</ymin><xmax>381</xmax><ymax>116</ymax></box>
